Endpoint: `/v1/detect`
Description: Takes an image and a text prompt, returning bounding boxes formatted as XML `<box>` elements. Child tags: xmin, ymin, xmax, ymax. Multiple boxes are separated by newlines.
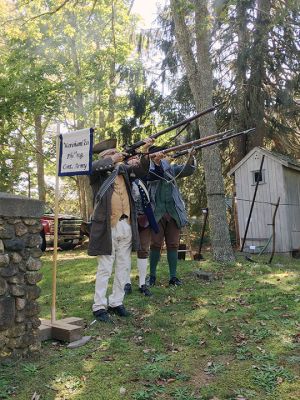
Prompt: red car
<box><xmin>40</xmin><ymin>211</ymin><xmax>85</xmax><ymax>251</ymax></box>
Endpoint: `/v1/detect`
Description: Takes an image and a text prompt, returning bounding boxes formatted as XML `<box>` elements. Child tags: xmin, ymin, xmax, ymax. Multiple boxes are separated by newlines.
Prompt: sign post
<box><xmin>51</xmin><ymin>123</ymin><xmax>61</xmax><ymax>323</ymax></box>
<box><xmin>39</xmin><ymin>126</ymin><xmax>94</xmax><ymax>343</ymax></box>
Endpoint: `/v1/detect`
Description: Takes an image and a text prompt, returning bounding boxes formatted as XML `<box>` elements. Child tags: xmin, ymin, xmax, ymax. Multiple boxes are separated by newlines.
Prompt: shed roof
<box><xmin>228</xmin><ymin>147</ymin><xmax>300</xmax><ymax>176</ymax></box>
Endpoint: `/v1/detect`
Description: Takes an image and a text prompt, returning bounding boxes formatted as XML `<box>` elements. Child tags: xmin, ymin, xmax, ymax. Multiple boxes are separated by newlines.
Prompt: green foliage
<box><xmin>204</xmin><ymin>361</ymin><xmax>225</xmax><ymax>375</ymax></box>
<box><xmin>0</xmin><ymin>0</ymin><xmax>158</xmax><ymax>210</ymax></box>
<box><xmin>252</xmin><ymin>364</ymin><xmax>295</xmax><ymax>393</ymax></box>
<box><xmin>0</xmin><ymin>250</ymin><xmax>298</xmax><ymax>399</ymax></box>
<box><xmin>22</xmin><ymin>363</ymin><xmax>38</xmax><ymax>375</ymax></box>
<box><xmin>172</xmin><ymin>386</ymin><xmax>198</xmax><ymax>400</ymax></box>
<box><xmin>133</xmin><ymin>384</ymin><xmax>166</xmax><ymax>400</ymax></box>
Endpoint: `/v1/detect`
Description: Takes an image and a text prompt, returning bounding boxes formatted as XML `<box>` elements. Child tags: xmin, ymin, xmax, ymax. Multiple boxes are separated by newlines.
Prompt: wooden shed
<box><xmin>228</xmin><ymin>147</ymin><xmax>300</xmax><ymax>254</ymax></box>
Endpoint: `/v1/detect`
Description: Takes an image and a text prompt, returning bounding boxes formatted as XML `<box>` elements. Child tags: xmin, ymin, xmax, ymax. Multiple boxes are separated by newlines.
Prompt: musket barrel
<box><xmin>124</xmin><ymin>102</ymin><xmax>224</xmax><ymax>154</ymax></box>
<box><xmin>171</xmin><ymin>128</ymin><xmax>255</xmax><ymax>158</ymax></box>
<box><xmin>150</xmin><ymin>129</ymin><xmax>234</xmax><ymax>156</ymax></box>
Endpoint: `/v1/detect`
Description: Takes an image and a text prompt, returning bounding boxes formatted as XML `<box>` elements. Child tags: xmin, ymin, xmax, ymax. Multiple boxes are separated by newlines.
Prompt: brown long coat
<box><xmin>88</xmin><ymin>156</ymin><xmax>149</xmax><ymax>256</ymax></box>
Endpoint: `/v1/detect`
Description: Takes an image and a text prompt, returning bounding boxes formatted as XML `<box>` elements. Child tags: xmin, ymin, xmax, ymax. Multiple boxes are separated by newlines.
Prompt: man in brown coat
<box><xmin>88</xmin><ymin>138</ymin><xmax>152</xmax><ymax>322</ymax></box>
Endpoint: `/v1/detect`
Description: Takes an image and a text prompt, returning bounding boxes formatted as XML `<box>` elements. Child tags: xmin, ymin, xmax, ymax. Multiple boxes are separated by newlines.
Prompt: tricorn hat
<box><xmin>93</xmin><ymin>138</ymin><xmax>117</xmax><ymax>154</ymax></box>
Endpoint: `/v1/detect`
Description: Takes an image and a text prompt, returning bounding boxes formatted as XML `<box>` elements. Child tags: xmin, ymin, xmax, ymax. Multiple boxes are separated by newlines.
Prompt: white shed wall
<box><xmin>235</xmin><ymin>150</ymin><xmax>290</xmax><ymax>252</ymax></box>
<box><xmin>283</xmin><ymin>167</ymin><xmax>300</xmax><ymax>250</ymax></box>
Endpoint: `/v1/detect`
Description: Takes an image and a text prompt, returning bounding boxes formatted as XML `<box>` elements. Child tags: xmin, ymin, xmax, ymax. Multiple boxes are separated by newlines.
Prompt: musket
<box><xmin>123</xmin><ymin>103</ymin><xmax>224</xmax><ymax>155</ymax></box>
<box><xmin>149</xmin><ymin>128</ymin><xmax>255</xmax><ymax>158</ymax></box>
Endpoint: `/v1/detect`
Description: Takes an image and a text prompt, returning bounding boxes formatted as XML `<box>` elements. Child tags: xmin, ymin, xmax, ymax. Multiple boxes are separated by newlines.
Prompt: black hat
<box><xmin>93</xmin><ymin>138</ymin><xmax>117</xmax><ymax>154</ymax></box>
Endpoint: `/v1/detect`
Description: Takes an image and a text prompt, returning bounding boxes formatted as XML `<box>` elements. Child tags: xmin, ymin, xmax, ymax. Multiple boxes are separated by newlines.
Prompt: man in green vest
<box><xmin>146</xmin><ymin>148</ymin><xmax>196</xmax><ymax>286</ymax></box>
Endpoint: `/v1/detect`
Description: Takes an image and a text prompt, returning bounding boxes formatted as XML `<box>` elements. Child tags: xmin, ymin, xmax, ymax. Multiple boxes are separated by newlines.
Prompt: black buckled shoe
<box><xmin>169</xmin><ymin>277</ymin><xmax>183</xmax><ymax>286</ymax></box>
<box><xmin>108</xmin><ymin>305</ymin><xmax>130</xmax><ymax>317</ymax></box>
<box><xmin>124</xmin><ymin>283</ymin><xmax>132</xmax><ymax>295</ymax></box>
<box><xmin>149</xmin><ymin>275</ymin><xmax>156</xmax><ymax>287</ymax></box>
<box><xmin>93</xmin><ymin>309</ymin><xmax>110</xmax><ymax>323</ymax></box>
<box><xmin>139</xmin><ymin>285</ymin><xmax>152</xmax><ymax>297</ymax></box>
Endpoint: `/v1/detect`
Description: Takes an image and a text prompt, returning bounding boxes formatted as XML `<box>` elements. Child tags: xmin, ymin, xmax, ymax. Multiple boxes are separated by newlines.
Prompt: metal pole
<box><xmin>268</xmin><ymin>197</ymin><xmax>280</xmax><ymax>264</ymax></box>
<box><xmin>194</xmin><ymin>208</ymin><xmax>209</xmax><ymax>260</ymax></box>
<box><xmin>241</xmin><ymin>155</ymin><xmax>265</xmax><ymax>252</ymax></box>
<box><xmin>51</xmin><ymin>123</ymin><xmax>60</xmax><ymax>323</ymax></box>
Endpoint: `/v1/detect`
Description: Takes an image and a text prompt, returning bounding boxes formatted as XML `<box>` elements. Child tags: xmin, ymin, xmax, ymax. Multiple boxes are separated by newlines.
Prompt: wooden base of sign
<box><xmin>38</xmin><ymin>317</ymin><xmax>84</xmax><ymax>343</ymax></box>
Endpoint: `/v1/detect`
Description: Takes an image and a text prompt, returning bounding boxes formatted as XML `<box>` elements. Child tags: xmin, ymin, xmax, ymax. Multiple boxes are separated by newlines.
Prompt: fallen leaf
<box><xmin>119</xmin><ymin>387</ymin><xmax>126</xmax><ymax>395</ymax></box>
<box><xmin>167</xmin><ymin>378</ymin><xmax>176</xmax><ymax>383</ymax></box>
<box><xmin>101</xmin><ymin>356</ymin><xmax>115</xmax><ymax>362</ymax></box>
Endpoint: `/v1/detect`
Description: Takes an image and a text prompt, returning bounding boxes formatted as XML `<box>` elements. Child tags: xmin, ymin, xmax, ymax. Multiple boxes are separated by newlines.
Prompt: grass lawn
<box><xmin>0</xmin><ymin>249</ymin><xmax>299</xmax><ymax>399</ymax></box>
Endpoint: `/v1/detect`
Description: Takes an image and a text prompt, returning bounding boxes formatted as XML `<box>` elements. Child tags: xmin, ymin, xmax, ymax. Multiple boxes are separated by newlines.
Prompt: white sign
<box><xmin>58</xmin><ymin>128</ymin><xmax>93</xmax><ymax>176</ymax></box>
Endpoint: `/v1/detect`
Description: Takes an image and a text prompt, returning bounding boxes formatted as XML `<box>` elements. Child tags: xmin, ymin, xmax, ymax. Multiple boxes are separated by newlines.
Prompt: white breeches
<box><xmin>93</xmin><ymin>220</ymin><xmax>132</xmax><ymax>311</ymax></box>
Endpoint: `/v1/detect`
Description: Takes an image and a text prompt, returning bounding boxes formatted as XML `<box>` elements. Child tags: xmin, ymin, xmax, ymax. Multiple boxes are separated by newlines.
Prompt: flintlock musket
<box><xmin>147</xmin><ymin>128</ymin><xmax>237</xmax><ymax>157</ymax></box>
<box><xmin>123</xmin><ymin>103</ymin><xmax>224</xmax><ymax>155</ymax></box>
<box><xmin>170</xmin><ymin>128</ymin><xmax>256</xmax><ymax>158</ymax></box>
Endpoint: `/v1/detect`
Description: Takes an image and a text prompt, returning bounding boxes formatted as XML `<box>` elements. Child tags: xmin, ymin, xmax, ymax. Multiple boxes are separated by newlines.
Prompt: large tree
<box><xmin>170</xmin><ymin>0</ymin><xmax>235</xmax><ymax>262</ymax></box>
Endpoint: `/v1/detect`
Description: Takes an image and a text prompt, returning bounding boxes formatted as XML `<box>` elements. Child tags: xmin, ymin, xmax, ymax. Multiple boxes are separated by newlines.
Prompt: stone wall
<box><xmin>0</xmin><ymin>193</ymin><xmax>44</xmax><ymax>358</ymax></box>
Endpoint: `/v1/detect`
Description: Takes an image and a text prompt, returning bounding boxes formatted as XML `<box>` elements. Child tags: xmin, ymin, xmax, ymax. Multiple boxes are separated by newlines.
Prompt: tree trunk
<box><xmin>170</xmin><ymin>0</ymin><xmax>235</xmax><ymax>262</ymax></box>
<box><xmin>247</xmin><ymin>0</ymin><xmax>270</xmax><ymax>150</ymax></box>
<box><xmin>34</xmin><ymin>114</ymin><xmax>46</xmax><ymax>202</ymax></box>
<box><xmin>232</xmin><ymin>0</ymin><xmax>252</xmax><ymax>165</ymax></box>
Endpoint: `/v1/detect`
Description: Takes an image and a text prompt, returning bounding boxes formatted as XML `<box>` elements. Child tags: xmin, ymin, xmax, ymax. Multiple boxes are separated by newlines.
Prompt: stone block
<box><xmin>0</xmin><ymin>254</ymin><xmax>9</xmax><ymax>268</ymax></box>
<box><xmin>28</xmin><ymin>224</ymin><xmax>43</xmax><ymax>234</ymax></box>
<box><xmin>10</xmin><ymin>252</ymin><xmax>22</xmax><ymax>264</ymax></box>
<box><xmin>26</xmin><ymin>235</ymin><xmax>41</xmax><ymax>248</ymax></box>
<box><xmin>6</xmin><ymin>218</ymin><xmax>21</xmax><ymax>224</ymax></box>
<box><xmin>0</xmin><ymin>240</ymin><xmax>4</xmax><ymax>254</ymax></box>
<box><xmin>1</xmin><ymin>264</ymin><xmax>18</xmax><ymax>277</ymax></box>
<box><xmin>0</xmin><ymin>277</ymin><xmax>8</xmax><ymax>295</ymax></box>
<box><xmin>3</xmin><ymin>239</ymin><xmax>25</xmax><ymax>252</ymax></box>
<box><xmin>193</xmin><ymin>269</ymin><xmax>214</xmax><ymax>281</ymax></box>
<box><xmin>10</xmin><ymin>284</ymin><xmax>26</xmax><ymax>297</ymax></box>
<box><xmin>51</xmin><ymin>322</ymin><xmax>83</xmax><ymax>343</ymax></box>
<box><xmin>30</xmin><ymin>248</ymin><xmax>43</xmax><ymax>258</ymax></box>
<box><xmin>15</xmin><ymin>310</ymin><xmax>25</xmax><ymax>322</ymax></box>
<box><xmin>38</xmin><ymin>324</ymin><xmax>52</xmax><ymax>341</ymax></box>
<box><xmin>25</xmin><ymin>301</ymin><xmax>40</xmax><ymax>317</ymax></box>
<box><xmin>60</xmin><ymin>317</ymin><xmax>85</xmax><ymax>327</ymax></box>
<box><xmin>15</xmin><ymin>223</ymin><xmax>28</xmax><ymax>237</ymax></box>
<box><xmin>0</xmin><ymin>224</ymin><xmax>14</xmax><ymax>240</ymax></box>
<box><xmin>0</xmin><ymin>297</ymin><xmax>15</xmax><ymax>329</ymax></box>
<box><xmin>30</xmin><ymin>317</ymin><xmax>41</xmax><ymax>329</ymax></box>
<box><xmin>26</xmin><ymin>257</ymin><xmax>42</xmax><ymax>271</ymax></box>
<box><xmin>26</xmin><ymin>285</ymin><xmax>41</xmax><ymax>300</ymax></box>
<box><xmin>16</xmin><ymin>297</ymin><xmax>26</xmax><ymax>311</ymax></box>
<box><xmin>0</xmin><ymin>193</ymin><xmax>44</xmax><ymax>219</ymax></box>
<box><xmin>8</xmin><ymin>273</ymin><xmax>25</xmax><ymax>284</ymax></box>
<box><xmin>0</xmin><ymin>331</ymin><xmax>8</xmax><ymax>349</ymax></box>
<box><xmin>23</xmin><ymin>218</ymin><xmax>37</xmax><ymax>226</ymax></box>
<box><xmin>39</xmin><ymin>318</ymin><xmax>84</xmax><ymax>343</ymax></box>
<box><xmin>26</xmin><ymin>272</ymin><xmax>42</xmax><ymax>285</ymax></box>
<box><xmin>9</xmin><ymin>323</ymin><xmax>26</xmax><ymax>338</ymax></box>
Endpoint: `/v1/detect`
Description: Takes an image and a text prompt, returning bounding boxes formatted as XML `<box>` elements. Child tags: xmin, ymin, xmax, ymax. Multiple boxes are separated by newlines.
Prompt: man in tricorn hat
<box><xmin>88</xmin><ymin>137</ymin><xmax>152</xmax><ymax>322</ymax></box>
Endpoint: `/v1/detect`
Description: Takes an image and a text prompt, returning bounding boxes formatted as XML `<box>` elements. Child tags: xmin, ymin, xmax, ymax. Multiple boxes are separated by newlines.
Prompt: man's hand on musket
<box><xmin>188</xmin><ymin>147</ymin><xmax>196</xmax><ymax>157</ymax></box>
<box><xmin>111</xmin><ymin>152</ymin><xmax>125</xmax><ymax>164</ymax></box>
<box><xmin>150</xmin><ymin>151</ymin><xmax>165</xmax><ymax>165</ymax></box>
<box><xmin>142</xmin><ymin>137</ymin><xmax>154</xmax><ymax>153</ymax></box>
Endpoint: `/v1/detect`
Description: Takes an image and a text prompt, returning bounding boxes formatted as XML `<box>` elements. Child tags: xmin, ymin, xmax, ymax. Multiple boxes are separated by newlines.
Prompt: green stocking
<box><xmin>167</xmin><ymin>249</ymin><xmax>178</xmax><ymax>279</ymax></box>
<box><xmin>150</xmin><ymin>249</ymin><xmax>160</xmax><ymax>277</ymax></box>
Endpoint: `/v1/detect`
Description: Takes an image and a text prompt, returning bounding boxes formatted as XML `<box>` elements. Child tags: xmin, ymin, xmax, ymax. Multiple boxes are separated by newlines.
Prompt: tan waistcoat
<box><xmin>111</xmin><ymin>175</ymin><xmax>131</xmax><ymax>227</ymax></box>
